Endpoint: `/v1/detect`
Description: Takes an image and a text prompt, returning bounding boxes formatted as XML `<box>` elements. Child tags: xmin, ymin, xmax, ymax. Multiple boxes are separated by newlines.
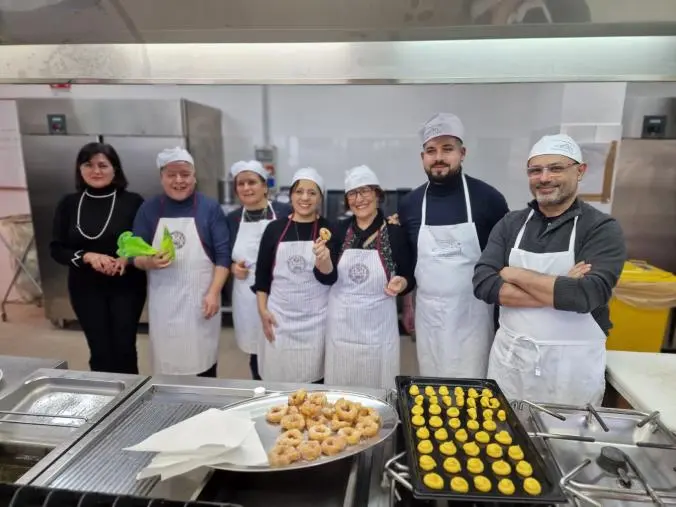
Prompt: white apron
<box><xmin>324</xmin><ymin>229</ymin><xmax>400</xmax><ymax>389</ymax></box>
<box><xmin>231</xmin><ymin>204</ymin><xmax>276</xmax><ymax>355</ymax></box>
<box><xmin>415</xmin><ymin>174</ymin><xmax>495</xmax><ymax>378</ymax></box>
<box><xmin>147</xmin><ymin>197</ymin><xmax>221</xmax><ymax>375</ymax></box>
<box><xmin>259</xmin><ymin>219</ymin><xmax>329</xmax><ymax>382</ymax></box>
<box><xmin>487</xmin><ymin>210</ymin><xmax>607</xmax><ymax>405</ymax></box>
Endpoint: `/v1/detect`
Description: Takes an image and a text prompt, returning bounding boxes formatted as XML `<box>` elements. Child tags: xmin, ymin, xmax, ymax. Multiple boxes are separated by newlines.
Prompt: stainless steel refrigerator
<box><xmin>16</xmin><ymin>98</ymin><xmax>223</xmax><ymax>327</ymax></box>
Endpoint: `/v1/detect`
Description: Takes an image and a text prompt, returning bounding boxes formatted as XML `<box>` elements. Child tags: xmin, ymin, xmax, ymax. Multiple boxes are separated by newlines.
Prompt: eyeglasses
<box><xmin>526</xmin><ymin>162</ymin><xmax>578</xmax><ymax>178</ymax></box>
<box><xmin>346</xmin><ymin>187</ymin><xmax>375</xmax><ymax>200</ymax></box>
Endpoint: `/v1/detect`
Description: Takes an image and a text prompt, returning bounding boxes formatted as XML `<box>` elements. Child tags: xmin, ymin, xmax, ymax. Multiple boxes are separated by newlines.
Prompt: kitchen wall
<box><xmin>0</xmin><ymin>81</ymin><xmax>627</xmax><ymax>301</ymax></box>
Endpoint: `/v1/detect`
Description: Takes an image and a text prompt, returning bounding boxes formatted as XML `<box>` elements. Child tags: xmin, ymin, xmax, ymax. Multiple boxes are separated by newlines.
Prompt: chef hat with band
<box><xmin>157</xmin><ymin>147</ymin><xmax>194</xmax><ymax>169</ymax></box>
<box><xmin>528</xmin><ymin>134</ymin><xmax>583</xmax><ymax>164</ymax></box>
<box><xmin>420</xmin><ymin>113</ymin><xmax>465</xmax><ymax>145</ymax></box>
<box><xmin>291</xmin><ymin>167</ymin><xmax>325</xmax><ymax>196</ymax></box>
<box><xmin>230</xmin><ymin>160</ymin><xmax>269</xmax><ymax>181</ymax></box>
<box><xmin>345</xmin><ymin>165</ymin><xmax>380</xmax><ymax>193</ymax></box>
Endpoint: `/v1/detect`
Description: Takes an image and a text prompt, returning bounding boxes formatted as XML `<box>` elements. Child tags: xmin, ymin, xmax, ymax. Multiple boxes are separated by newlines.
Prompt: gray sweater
<box><xmin>472</xmin><ymin>199</ymin><xmax>626</xmax><ymax>335</ymax></box>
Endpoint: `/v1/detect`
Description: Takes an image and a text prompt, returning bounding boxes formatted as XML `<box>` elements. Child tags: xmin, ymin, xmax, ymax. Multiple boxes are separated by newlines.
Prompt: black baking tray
<box><xmin>395</xmin><ymin>376</ymin><xmax>567</xmax><ymax>504</ymax></box>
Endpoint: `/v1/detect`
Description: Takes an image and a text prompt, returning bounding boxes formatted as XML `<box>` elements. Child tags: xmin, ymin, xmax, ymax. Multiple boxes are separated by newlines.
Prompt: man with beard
<box><xmin>473</xmin><ymin>134</ymin><xmax>626</xmax><ymax>405</ymax></box>
<box><xmin>398</xmin><ymin>113</ymin><xmax>509</xmax><ymax>378</ymax></box>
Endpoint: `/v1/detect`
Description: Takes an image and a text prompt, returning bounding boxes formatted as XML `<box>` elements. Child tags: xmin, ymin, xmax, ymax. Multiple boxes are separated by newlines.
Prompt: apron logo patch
<box><xmin>433</xmin><ymin>240</ymin><xmax>462</xmax><ymax>258</ymax></box>
<box><xmin>287</xmin><ymin>254</ymin><xmax>307</xmax><ymax>274</ymax></box>
<box><xmin>171</xmin><ymin>231</ymin><xmax>186</xmax><ymax>249</ymax></box>
<box><xmin>348</xmin><ymin>263</ymin><xmax>370</xmax><ymax>284</ymax></box>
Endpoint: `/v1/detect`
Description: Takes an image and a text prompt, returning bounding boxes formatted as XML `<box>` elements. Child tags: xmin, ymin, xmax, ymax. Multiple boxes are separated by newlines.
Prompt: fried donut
<box><xmin>335</xmin><ymin>399</ymin><xmax>359</xmax><ymax>422</ymax></box>
<box><xmin>338</xmin><ymin>427</ymin><xmax>362</xmax><ymax>445</ymax></box>
<box><xmin>298</xmin><ymin>440</ymin><xmax>322</xmax><ymax>461</ymax></box>
<box><xmin>300</xmin><ymin>401</ymin><xmax>322</xmax><ymax>418</ymax></box>
<box><xmin>329</xmin><ymin>416</ymin><xmax>352</xmax><ymax>432</ymax></box>
<box><xmin>265</xmin><ymin>405</ymin><xmax>288</xmax><ymax>424</ymax></box>
<box><xmin>358</xmin><ymin>407</ymin><xmax>381</xmax><ymax>424</ymax></box>
<box><xmin>281</xmin><ymin>413</ymin><xmax>306</xmax><ymax>431</ymax></box>
<box><xmin>321</xmin><ymin>435</ymin><xmax>347</xmax><ymax>456</ymax></box>
<box><xmin>355</xmin><ymin>418</ymin><xmax>379</xmax><ymax>438</ymax></box>
<box><xmin>287</xmin><ymin>405</ymin><xmax>300</xmax><ymax>415</ymax></box>
<box><xmin>308</xmin><ymin>423</ymin><xmax>332</xmax><ymax>442</ymax></box>
<box><xmin>305</xmin><ymin>414</ymin><xmax>329</xmax><ymax>429</ymax></box>
<box><xmin>319</xmin><ymin>227</ymin><xmax>332</xmax><ymax>241</ymax></box>
<box><xmin>268</xmin><ymin>445</ymin><xmax>300</xmax><ymax>467</ymax></box>
<box><xmin>288</xmin><ymin>389</ymin><xmax>307</xmax><ymax>406</ymax></box>
<box><xmin>321</xmin><ymin>405</ymin><xmax>336</xmax><ymax>418</ymax></box>
<box><xmin>276</xmin><ymin>429</ymin><xmax>303</xmax><ymax>447</ymax></box>
<box><xmin>308</xmin><ymin>392</ymin><xmax>328</xmax><ymax>406</ymax></box>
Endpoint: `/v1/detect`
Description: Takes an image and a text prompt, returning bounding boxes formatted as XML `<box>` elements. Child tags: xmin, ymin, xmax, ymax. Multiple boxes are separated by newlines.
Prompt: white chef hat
<box><xmin>420</xmin><ymin>113</ymin><xmax>465</xmax><ymax>145</ymax></box>
<box><xmin>345</xmin><ymin>165</ymin><xmax>380</xmax><ymax>193</ymax></box>
<box><xmin>230</xmin><ymin>160</ymin><xmax>269</xmax><ymax>181</ymax></box>
<box><xmin>291</xmin><ymin>167</ymin><xmax>325</xmax><ymax>195</ymax></box>
<box><xmin>157</xmin><ymin>147</ymin><xmax>194</xmax><ymax>169</ymax></box>
<box><xmin>528</xmin><ymin>134</ymin><xmax>583</xmax><ymax>164</ymax></box>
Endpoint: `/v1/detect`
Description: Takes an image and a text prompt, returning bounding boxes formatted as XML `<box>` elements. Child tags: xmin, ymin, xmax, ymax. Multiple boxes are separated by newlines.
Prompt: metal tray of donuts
<box><xmin>395</xmin><ymin>376</ymin><xmax>567</xmax><ymax>504</ymax></box>
<box><xmin>216</xmin><ymin>389</ymin><xmax>398</xmax><ymax>472</ymax></box>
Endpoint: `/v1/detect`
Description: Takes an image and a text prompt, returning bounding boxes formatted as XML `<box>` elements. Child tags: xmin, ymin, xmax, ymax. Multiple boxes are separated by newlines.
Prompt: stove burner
<box><xmin>597</xmin><ymin>446</ymin><xmax>632</xmax><ymax>488</ymax></box>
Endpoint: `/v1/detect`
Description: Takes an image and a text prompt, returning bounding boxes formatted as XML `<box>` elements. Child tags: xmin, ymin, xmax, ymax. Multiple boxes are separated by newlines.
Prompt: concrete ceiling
<box><xmin>1</xmin><ymin>0</ymin><xmax>676</xmax><ymax>44</ymax></box>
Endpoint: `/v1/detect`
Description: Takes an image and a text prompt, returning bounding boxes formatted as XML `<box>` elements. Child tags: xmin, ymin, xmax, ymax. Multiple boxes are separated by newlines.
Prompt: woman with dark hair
<box><xmin>50</xmin><ymin>142</ymin><xmax>146</xmax><ymax>374</ymax></box>
<box><xmin>226</xmin><ymin>160</ymin><xmax>291</xmax><ymax>380</ymax></box>
<box><xmin>252</xmin><ymin>167</ymin><xmax>334</xmax><ymax>383</ymax></box>
<box><xmin>315</xmin><ymin>165</ymin><xmax>415</xmax><ymax>389</ymax></box>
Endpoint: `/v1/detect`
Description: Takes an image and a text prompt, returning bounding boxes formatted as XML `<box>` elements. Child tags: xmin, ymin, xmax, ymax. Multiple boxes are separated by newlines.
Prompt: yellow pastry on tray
<box><xmin>409</xmin><ymin>384</ymin><xmax>420</xmax><ymax>396</ymax></box>
<box><xmin>486</xmin><ymin>443</ymin><xmax>503</xmax><ymax>459</ymax></box>
<box><xmin>490</xmin><ymin>398</ymin><xmax>501</xmax><ymax>409</ymax></box>
<box><xmin>423</xmin><ymin>472</ymin><xmax>444</xmax><ymax>490</ymax></box>
<box><xmin>463</xmin><ymin>441</ymin><xmax>480</xmax><ymax>457</ymax></box>
<box><xmin>443</xmin><ymin>457</ymin><xmax>462</xmax><ymax>474</ymax></box>
<box><xmin>428</xmin><ymin>395</ymin><xmax>439</xmax><ymax>405</ymax></box>
<box><xmin>474</xmin><ymin>475</ymin><xmax>492</xmax><ymax>493</ymax></box>
<box><xmin>523</xmin><ymin>477</ymin><xmax>542</xmax><ymax>496</ymax></box>
<box><xmin>419</xmin><ymin>455</ymin><xmax>436</xmax><ymax>471</ymax></box>
<box><xmin>411</xmin><ymin>415</ymin><xmax>425</xmax><ymax>426</ymax></box>
<box><xmin>467</xmin><ymin>457</ymin><xmax>484</xmax><ymax>474</ymax></box>
<box><xmin>516</xmin><ymin>460</ymin><xmax>533</xmax><ymax>478</ymax></box>
<box><xmin>483</xmin><ymin>420</ymin><xmax>497</xmax><ymax>432</ymax></box>
<box><xmin>417</xmin><ymin>439</ymin><xmax>434</xmax><ymax>454</ymax></box>
<box><xmin>508</xmin><ymin>445</ymin><xmax>525</xmax><ymax>461</ymax></box>
<box><xmin>475</xmin><ymin>431</ymin><xmax>490</xmax><ymax>444</ymax></box>
<box><xmin>483</xmin><ymin>409</ymin><xmax>494</xmax><ymax>420</ymax></box>
<box><xmin>411</xmin><ymin>405</ymin><xmax>424</xmax><ymax>416</ymax></box>
<box><xmin>447</xmin><ymin>407</ymin><xmax>460</xmax><ymax>418</ymax></box>
<box><xmin>438</xmin><ymin>386</ymin><xmax>449</xmax><ymax>396</ymax></box>
<box><xmin>498</xmin><ymin>478</ymin><xmax>516</xmax><ymax>496</ymax></box>
<box><xmin>492</xmin><ymin>460</ymin><xmax>512</xmax><ymax>476</ymax></box>
<box><xmin>455</xmin><ymin>428</ymin><xmax>468</xmax><ymax>443</ymax></box>
<box><xmin>434</xmin><ymin>428</ymin><xmax>449</xmax><ymax>441</ymax></box>
<box><xmin>424</xmin><ymin>386</ymin><xmax>436</xmax><ymax>396</ymax></box>
<box><xmin>428</xmin><ymin>404</ymin><xmax>442</xmax><ymax>415</ymax></box>
<box><xmin>497</xmin><ymin>409</ymin><xmax>507</xmax><ymax>421</ymax></box>
<box><xmin>414</xmin><ymin>395</ymin><xmax>424</xmax><ymax>406</ymax></box>
<box><xmin>481</xmin><ymin>388</ymin><xmax>493</xmax><ymax>398</ymax></box>
<box><xmin>454</xmin><ymin>386</ymin><xmax>464</xmax><ymax>396</ymax></box>
<box><xmin>480</xmin><ymin>396</ymin><xmax>491</xmax><ymax>408</ymax></box>
<box><xmin>495</xmin><ymin>431</ymin><xmax>513</xmax><ymax>445</ymax></box>
<box><xmin>416</xmin><ymin>427</ymin><xmax>430</xmax><ymax>439</ymax></box>
<box><xmin>451</xmin><ymin>476</ymin><xmax>469</xmax><ymax>493</ymax></box>
<box><xmin>468</xmin><ymin>388</ymin><xmax>480</xmax><ymax>398</ymax></box>
<box><xmin>467</xmin><ymin>408</ymin><xmax>478</xmax><ymax>420</ymax></box>
<box><xmin>455</xmin><ymin>396</ymin><xmax>465</xmax><ymax>407</ymax></box>
<box><xmin>449</xmin><ymin>417</ymin><xmax>461</xmax><ymax>429</ymax></box>
<box><xmin>439</xmin><ymin>441</ymin><xmax>457</xmax><ymax>456</ymax></box>
<box><xmin>429</xmin><ymin>416</ymin><xmax>443</xmax><ymax>428</ymax></box>
<box><xmin>442</xmin><ymin>395</ymin><xmax>452</xmax><ymax>407</ymax></box>
<box><xmin>467</xmin><ymin>420</ymin><xmax>480</xmax><ymax>431</ymax></box>
<box><xmin>467</xmin><ymin>397</ymin><xmax>477</xmax><ymax>408</ymax></box>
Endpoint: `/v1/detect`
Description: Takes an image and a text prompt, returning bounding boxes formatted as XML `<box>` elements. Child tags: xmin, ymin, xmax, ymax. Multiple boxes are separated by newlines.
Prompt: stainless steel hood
<box><xmin>1</xmin><ymin>0</ymin><xmax>676</xmax><ymax>44</ymax></box>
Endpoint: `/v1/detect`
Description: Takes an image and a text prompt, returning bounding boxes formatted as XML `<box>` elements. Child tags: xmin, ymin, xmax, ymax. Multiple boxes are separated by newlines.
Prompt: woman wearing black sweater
<box><xmin>314</xmin><ymin>165</ymin><xmax>415</xmax><ymax>389</ymax></box>
<box><xmin>50</xmin><ymin>143</ymin><xmax>146</xmax><ymax>374</ymax></box>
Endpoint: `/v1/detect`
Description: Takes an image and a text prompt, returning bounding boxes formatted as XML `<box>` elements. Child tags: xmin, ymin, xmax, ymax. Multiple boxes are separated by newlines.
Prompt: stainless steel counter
<box><xmin>27</xmin><ymin>376</ymin><xmax>396</xmax><ymax>506</ymax></box>
<box><xmin>0</xmin><ymin>356</ymin><xmax>67</xmax><ymax>398</ymax></box>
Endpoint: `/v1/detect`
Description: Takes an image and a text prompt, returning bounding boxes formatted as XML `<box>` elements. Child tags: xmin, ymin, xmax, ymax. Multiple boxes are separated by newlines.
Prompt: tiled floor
<box><xmin>0</xmin><ymin>304</ymin><xmax>420</xmax><ymax>379</ymax></box>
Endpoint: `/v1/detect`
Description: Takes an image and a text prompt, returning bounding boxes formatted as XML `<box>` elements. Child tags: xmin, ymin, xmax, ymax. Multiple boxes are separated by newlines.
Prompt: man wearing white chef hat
<box><xmin>132</xmin><ymin>147</ymin><xmax>231</xmax><ymax>377</ymax></box>
<box><xmin>226</xmin><ymin>160</ymin><xmax>291</xmax><ymax>380</ymax></box>
<box><xmin>473</xmin><ymin>134</ymin><xmax>626</xmax><ymax>405</ymax></box>
<box><xmin>398</xmin><ymin>113</ymin><xmax>509</xmax><ymax>379</ymax></box>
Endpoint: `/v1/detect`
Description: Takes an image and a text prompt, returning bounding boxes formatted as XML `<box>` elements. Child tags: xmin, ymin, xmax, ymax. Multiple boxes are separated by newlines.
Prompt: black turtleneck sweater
<box><xmin>50</xmin><ymin>186</ymin><xmax>146</xmax><ymax>286</ymax></box>
<box><xmin>398</xmin><ymin>171</ymin><xmax>509</xmax><ymax>265</ymax></box>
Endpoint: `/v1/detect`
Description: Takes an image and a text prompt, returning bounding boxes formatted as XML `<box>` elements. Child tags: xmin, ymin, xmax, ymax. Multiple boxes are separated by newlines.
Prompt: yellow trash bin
<box><xmin>607</xmin><ymin>260</ymin><xmax>676</xmax><ymax>352</ymax></box>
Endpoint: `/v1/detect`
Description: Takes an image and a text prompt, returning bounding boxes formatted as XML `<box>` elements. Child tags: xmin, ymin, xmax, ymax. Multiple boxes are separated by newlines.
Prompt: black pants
<box><xmin>249</xmin><ymin>354</ymin><xmax>262</xmax><ymax>381</ymax></box>
<box><xmin>198</xmin><ymin>364</ymin><xmax>218</xmax><ymax>378</ymax></box>
<box><xmin>69</xmin><ymin>276</ymin><xmax>146</xmax><ymax>375</ymax></box>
